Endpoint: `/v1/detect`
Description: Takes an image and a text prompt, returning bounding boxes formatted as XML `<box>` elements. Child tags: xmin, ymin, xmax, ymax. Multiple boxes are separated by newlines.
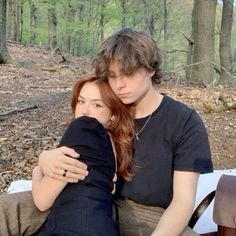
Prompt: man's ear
<box><xmin>150</xmin><ymin>70</ymin><xmax>155</xmax><ymax>77</ymax></box>
<box><xmin>111</xmin><ymin>115</ymin><xmax>115</xmax><ymax>121</ymax></box>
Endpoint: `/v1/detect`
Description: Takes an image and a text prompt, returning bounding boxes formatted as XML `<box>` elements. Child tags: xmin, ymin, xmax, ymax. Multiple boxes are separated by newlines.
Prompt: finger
<box><xmin>63</xmin><ymin>163</ymin><xmax>88</xmax><ymax>175</ymax></box>
<box><xmin>64</xmin><ymin>171</ymin><xmax>87</xmax><ymax>181</ymax></box>
<box><xmin>47</xmin><ymin>173</ymin><xmax>80</xmax><ymax>183</ymax></box>
<box><xmin>59</xmin><ymin>146</ymin><xmax>80</xmax><ymax>158</ymax></box>
<box><xmin>56</xmin><ymin>170</ymin><xmax>87</xmax><ymax>183</ymax></box>
<box><xmin>60</xmin><ymin>155</ymin><xmax>87</xmax><ymax>170</ymax></box>
<box><xmin>52</xmin><ymin>164</ymin><xmax>88</xmax><ymax>179</ymax></box>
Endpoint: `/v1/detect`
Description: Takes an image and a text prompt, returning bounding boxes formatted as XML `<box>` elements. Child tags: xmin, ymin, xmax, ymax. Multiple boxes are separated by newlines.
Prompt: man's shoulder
<box><xmin>162</xmin><ymin>95</ymin><xmax>204</xmax><ymax>129</ymax></box>
<box><xmin>164</xmin><ymin>95</ymin><xmax>194</xmax><ymax>115</ymax></box>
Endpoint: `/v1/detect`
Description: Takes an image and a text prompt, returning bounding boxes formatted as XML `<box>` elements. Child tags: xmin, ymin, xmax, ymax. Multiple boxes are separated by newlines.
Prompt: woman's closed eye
<box><xmin>92</xmin><ymin>103</ymin><xmax>103</xmax><ymax>108</ymax></box>
<box><xmin>77</xmin><ymin>99</ymin><xmax>84</xmax><ymax>104</ymax></box>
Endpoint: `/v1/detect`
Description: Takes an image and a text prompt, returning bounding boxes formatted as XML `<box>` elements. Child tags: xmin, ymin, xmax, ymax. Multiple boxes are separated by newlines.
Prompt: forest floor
<box><xmin>0</xmin><ymin>42</ymin><xmax>236</xmax><ymax>193</ymax></box>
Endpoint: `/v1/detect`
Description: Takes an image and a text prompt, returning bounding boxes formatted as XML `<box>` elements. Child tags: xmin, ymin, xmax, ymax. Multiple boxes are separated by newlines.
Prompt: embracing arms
<box><xmin>32</xmin><ymin>146</ymin><xmax>88</xmax><ymax>211</ymax></box>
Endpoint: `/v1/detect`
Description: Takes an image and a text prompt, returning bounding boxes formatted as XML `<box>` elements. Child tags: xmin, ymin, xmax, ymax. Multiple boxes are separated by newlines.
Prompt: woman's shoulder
<box><xmin>60</xmin><ymin>116</ymin><xmax>108</xmax><ymax>147</ymax></box>
<box><xmin>70</xmin><ymin>116</ymin><xmax>104</xmax><ymax>129</ymax></box>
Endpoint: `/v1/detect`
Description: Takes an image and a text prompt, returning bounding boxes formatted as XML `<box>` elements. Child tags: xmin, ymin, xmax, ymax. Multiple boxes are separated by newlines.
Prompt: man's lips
<box><xmin>117</xmin><ymin>93</ymin><xmax>129</xmax><ymax>97</ymax></box>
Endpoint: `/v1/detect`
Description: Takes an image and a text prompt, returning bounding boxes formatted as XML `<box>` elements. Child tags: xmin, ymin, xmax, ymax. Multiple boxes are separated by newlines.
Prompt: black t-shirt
<box><xmin>119</xmin><ymin>95</ymin><xmax>213</xmax><ymax>208</ymax></box>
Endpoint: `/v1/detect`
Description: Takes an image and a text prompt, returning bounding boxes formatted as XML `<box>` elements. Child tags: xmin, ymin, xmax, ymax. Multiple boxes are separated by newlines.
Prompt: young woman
<box><xmin>32</xmin><ymin>75</ymin><xmax>134</xmax><ymax>236</ymax></box>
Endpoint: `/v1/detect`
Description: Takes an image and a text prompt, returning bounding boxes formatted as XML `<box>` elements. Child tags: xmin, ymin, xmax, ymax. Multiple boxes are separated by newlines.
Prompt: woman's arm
<box><xmin>151</xmin><ymin>171</ymin><xmax>199</xmax><ymax>236</ymax></box>
<box><xmin>38</xmin><ymin>146</ymin><xmax>88</xmax><ymax>182</ymax></box>
<box><xmin>32</xmin><ymin>166</ymin><xmax>67</xmax><ymax>212</ymax></box>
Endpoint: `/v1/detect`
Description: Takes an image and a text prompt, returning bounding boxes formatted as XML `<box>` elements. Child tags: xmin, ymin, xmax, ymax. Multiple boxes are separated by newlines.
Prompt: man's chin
<box><xmin>120</xmin><ymin>97</ymin><xmax>135</xmax><ymax>105</ymax></box>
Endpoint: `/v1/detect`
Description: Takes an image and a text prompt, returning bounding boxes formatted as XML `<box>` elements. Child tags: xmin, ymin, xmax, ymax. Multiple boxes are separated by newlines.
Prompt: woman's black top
<box><xmin>40</xmin><ymin>116</ymin><xmax>118</xmax><ymax>236</ymax></box>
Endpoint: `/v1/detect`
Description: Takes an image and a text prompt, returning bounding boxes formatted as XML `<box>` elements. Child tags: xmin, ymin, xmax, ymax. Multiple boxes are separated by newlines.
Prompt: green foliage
<box><xmin>6</xmin><ymin>0</ymin><xmax>236</xmax><ymax>79</ymax></box>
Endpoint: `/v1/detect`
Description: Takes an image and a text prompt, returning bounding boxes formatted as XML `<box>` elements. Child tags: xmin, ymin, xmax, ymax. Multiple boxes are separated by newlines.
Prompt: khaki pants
<box><xmin>0</xmin><ymin>191</ymin><xmax>49</xmax><ymax>236</ymax></box>
<box><xmin>0</xmin><ymin>191</ymin><xmax>198</xmax><ymax>236</ymax></box>
<box><xmin>116</xmin><ymin>199</ymin><xmax>199</xmax><ymax>236</ymax></box>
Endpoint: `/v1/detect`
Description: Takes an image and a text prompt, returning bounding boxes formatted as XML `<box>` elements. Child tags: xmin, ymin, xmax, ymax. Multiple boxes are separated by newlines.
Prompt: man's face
<box><xmin>108</xmin><ymin>61</ymin><xmax>154</xmax><ymax>105</ymax></box>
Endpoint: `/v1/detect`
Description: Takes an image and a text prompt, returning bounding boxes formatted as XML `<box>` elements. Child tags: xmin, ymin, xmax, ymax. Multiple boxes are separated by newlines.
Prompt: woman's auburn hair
<box><xmin>71</xmin><ymin>74</ymin><xmax>134</xmax><ymax>181</ymax></box>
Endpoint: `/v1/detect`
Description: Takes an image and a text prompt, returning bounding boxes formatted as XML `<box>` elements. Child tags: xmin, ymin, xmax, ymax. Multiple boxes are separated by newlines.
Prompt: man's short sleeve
<box><xmin>173</xmin><ymin>111</ymin><xmax>213</xmax><ymax>174</ymax></box>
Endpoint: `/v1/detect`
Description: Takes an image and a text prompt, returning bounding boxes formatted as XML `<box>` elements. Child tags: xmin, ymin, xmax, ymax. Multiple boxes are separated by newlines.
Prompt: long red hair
<box><xmin>71</xmin><ymin>74</ymin><xmax>134</xmax><ymax>181</ymax></box>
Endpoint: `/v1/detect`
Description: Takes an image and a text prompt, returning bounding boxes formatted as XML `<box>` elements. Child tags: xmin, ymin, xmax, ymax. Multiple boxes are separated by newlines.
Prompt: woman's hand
<box><xmin>38</xmin><ymin>146</ymin><xmax>88</xmax><ymax>183</ymax></box>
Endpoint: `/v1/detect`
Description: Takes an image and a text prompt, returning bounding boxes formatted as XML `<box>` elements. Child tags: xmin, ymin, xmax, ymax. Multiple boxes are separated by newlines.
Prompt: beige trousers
<box><xmin>117</xmin><ymin>199</ymin><xmax>199</xmax><ymax>236</ymax></box>
<box><xmin>0</xmin><ymin>191</ymin><xmax>199</xmax><ymax>236</ymax></box>
<box><xmin>0</xmin><ymin>191</ymin><xmax>49</xmax><ymax>236</ymax></box>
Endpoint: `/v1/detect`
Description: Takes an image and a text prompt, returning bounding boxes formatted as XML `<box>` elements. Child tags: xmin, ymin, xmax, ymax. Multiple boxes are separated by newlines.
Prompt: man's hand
<box><xmin>38</xmin><ymin>146</ymin><xmax>88</xmax><ymax>182</ymax></box>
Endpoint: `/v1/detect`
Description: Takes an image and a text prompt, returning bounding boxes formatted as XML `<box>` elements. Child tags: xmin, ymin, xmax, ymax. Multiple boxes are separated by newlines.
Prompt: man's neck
<box><xmin>134</xmin><ymin>89</ymin><xmax>163</xmax><ymax>119</ymax></box>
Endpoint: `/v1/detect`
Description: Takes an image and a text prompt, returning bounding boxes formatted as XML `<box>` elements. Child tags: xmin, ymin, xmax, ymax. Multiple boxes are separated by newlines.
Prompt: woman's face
<box><xmin>75</xmin><ymin>82</ymin><xmax>113</xmax><ymax>127</ymax></box>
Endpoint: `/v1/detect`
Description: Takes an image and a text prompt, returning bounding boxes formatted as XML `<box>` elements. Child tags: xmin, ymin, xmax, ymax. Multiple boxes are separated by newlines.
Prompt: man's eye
<box><xmin>109</xmin><ymin>74</ymin><xmax>116</xmax><ymax>79</ymax></box>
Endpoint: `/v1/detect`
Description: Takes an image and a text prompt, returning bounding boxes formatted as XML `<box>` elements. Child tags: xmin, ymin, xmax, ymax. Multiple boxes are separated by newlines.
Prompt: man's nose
<box><xmin>115</xmin><ymin>76</ymin><xmax>125</xmax><ymax>90</ymax></box>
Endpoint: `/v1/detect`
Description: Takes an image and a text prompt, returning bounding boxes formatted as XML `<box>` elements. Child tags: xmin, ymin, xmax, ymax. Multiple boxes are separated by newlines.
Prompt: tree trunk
<box><xmin>99</xmin><ymin>0</ymin><xmax>106</xmax><ymax>43</ymax></box>
<box><xmin>7</xmin><ymin>0</ymin><xmax>17</xmax><ymax>41</ymax></box>
<box><xmin>219</xmin><ymin>0</ymin><xmax>234</xmax><ymax>86</ymax></box>
<box><xmin>120</xmin><ymin>0</ymin><xmax>127</xmax><ymax>28</ymax></box>
<box><xmin>28</xmin><ymin>0</ymin><xmax>37</xmax><ymax>43</ymax></box>
<box><xmin>163</xmin><ymin>0</ymin><xmax>168</xmax><ymax>70</ymax></box>
<box><xmin>16</xmin><ymin>0</ymin><xmax>24</xmax><ymax>42</ymax></box>
<box><xmin>191</xmin><ymin>0</ymin><xmax>217</xmax><ymax>85</ymax></box>
<box><xmin>63</xmin><ymin>0</ymin><xmax>74</xmax><ymax>53</ymax></box>
<box><xmin>0</xmin><ymin>0</ymin><xmax>12</xmax><ymax>63</ymax></box>
<box><xmin>48</xmin><ymin>0</ymin><xmax>57</xmax><ymax>49</ymax></box>
<box><xmin>185</xmin><ymin>3</ymin><xmax>195</xmax><ymax>82</ymax></box>
<box><xmin>185</xmin><ymin>35</ymin><xmax>194</xmax><ymax>82</ymax></box>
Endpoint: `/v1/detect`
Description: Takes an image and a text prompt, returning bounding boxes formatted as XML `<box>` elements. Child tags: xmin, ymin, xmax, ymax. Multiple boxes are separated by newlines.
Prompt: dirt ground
<box><xmin>0</xmin><ymin>43</ymin><xmax>236</xmax><ymax>193</ymax></box>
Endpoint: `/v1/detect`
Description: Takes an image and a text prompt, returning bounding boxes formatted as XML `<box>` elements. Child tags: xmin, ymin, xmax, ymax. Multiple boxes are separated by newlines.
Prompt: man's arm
<box><xmin>151</xmin><ymin>171</ymin><xmax>199</xmax><ymax>236</ymax></box>
<box><xmin>38</xmin><ymin>146</ymin><xmax>88</xmax><ymax>182</ymax></box>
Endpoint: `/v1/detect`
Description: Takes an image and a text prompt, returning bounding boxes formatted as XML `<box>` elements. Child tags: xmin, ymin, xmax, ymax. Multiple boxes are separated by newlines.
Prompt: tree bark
<box><xmin>28</xmin><ymin>0</ymin><xmax>37</xmax><ymax>43</ymax></box>
<box><xmin>0</xmin><ymin>0</ymin><xmax>12</xmax><ymax>63</ymax></box>
<box><xmin>163</xmin><ymin>0</ymin><xmax>168</xmax><ymax>70</ymax></box>
<box><xmin>120</xmin><ymin>0</ymin><xmax>127</xmax><ymax>28</ymax></box>
<box><xmin>7</xmin><ymin>0</ymin><xmax>14</xmax><ymax>40</ymax></box>
<box><xmin>191</xmin><ymin>0</ymin><xmax>217</xmax><ymax>85</ymax></box>
<box><xmin>63</xmin><ymin>0</ymin><xmax>74</xmax><ymax>53</ymax></box>
<box><xmin>48</xmin><ymin>0</ymin><xmax>57</xmax><ymax>49</ymax></box>
<box><xmin>16</xmin><ymin>0</ymin><xmax>24</xmax><ymax>42</ymax></box>
<box><xmin>219</xmin><ymin>0</ymin><xmax>234</xmax><ymax>85</ymax></box>
<box><xmin>185</xmin><ymin>34</ymin><xmax>194</xmax><ymax>82</ymax></box>
<box><xmin>99</xmin><ymin>0</ymin><xmax>106</xmax><ymax>43</ymax></box>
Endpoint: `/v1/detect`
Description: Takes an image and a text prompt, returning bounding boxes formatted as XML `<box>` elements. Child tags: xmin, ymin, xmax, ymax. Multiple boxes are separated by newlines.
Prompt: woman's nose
<box><xmin>81</xmin><ymin>104</ymin><xmax>89</xmax><ymax>115</ymax></box>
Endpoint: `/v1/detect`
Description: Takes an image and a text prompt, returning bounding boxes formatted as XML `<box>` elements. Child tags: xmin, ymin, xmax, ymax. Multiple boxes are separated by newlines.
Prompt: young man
<box><xmin>0</xmin><ymin>28</ymin><xmax>213</xmax><ymax>236</ymax></box>
<box><xmin>37</xmin><ymin>29</ymin><xmax>213</xmax><ymax>235</ymax></box>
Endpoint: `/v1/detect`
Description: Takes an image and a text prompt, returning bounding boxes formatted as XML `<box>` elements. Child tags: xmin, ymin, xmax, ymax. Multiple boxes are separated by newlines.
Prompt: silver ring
<box><xmin>63</xmin><ymin>169</ymin><xmax>67</xmax><ymax>177</ymax></box>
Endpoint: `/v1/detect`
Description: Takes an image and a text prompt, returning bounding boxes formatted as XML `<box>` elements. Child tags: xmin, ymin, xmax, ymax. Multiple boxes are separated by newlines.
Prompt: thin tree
<box><xmin>163</xmin><ymin>0</ymin><xmax>168</xmax><ymax>70</ymax></box>
<box><xmin>0</xmin><ymin>0</ymin><xmax>12</xmax><ymax>63</ymax></box>
<box><xmin>28</xmin><ymin>0</ymin><xmax>37</xmax><ymax>43</ymax></box>
<box><xmin>120</xmin><ymin>0</ymin><xmax>128</xmax><ymax>28</ymax></box>
<box><xmin>219</xmin><ymin>0</ymin><xmax>234</xmax><ymax>86</ymax></box>
<box><xmin>98</xmin><ymin>0</ymin><xmax>106</xmax><ymax>43</ymax></box>
<box><xmin>48</xmin><ymin>0</ymin><xmax>57</xmax><ymax>50</ymax></box>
